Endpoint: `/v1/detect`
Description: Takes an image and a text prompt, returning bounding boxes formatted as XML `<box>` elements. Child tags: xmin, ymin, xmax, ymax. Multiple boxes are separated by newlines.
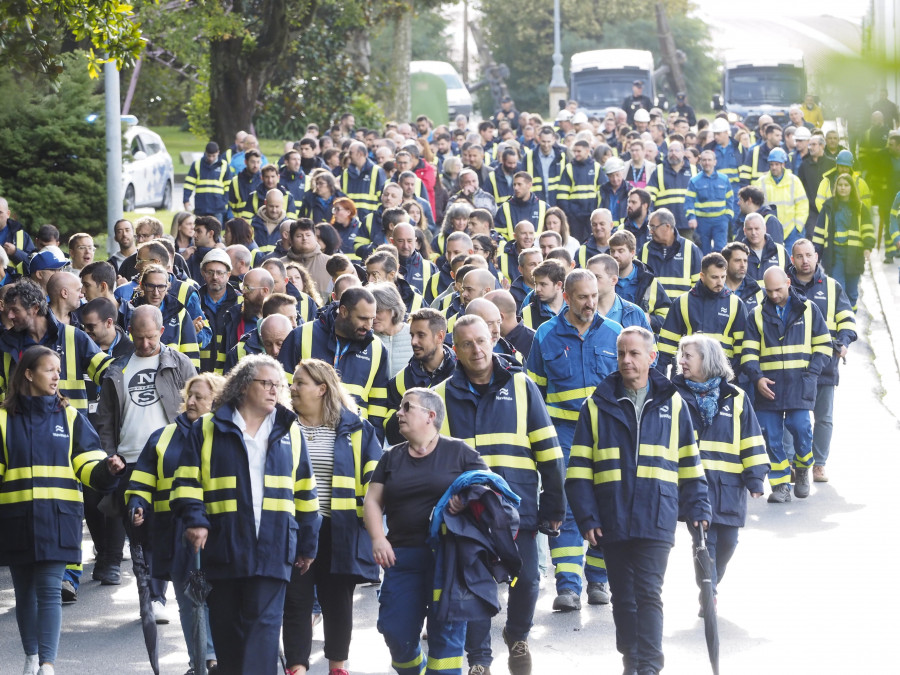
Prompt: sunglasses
<box><xmin>401</xmin><ymin>400</ymin><xmax>431</xmax><ymax>414</ymax></box>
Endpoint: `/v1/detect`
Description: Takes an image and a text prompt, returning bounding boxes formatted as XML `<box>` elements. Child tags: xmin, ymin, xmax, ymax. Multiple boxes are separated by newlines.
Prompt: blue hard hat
<box><xmin>836</xmin><ymin>150</ymin><xmax>854</xmax><ymax>167</ymax></box>
<box><xmin>768</xmin><ymin>148</ymin><xmax>788</xmax><ymax>164</ymax></box>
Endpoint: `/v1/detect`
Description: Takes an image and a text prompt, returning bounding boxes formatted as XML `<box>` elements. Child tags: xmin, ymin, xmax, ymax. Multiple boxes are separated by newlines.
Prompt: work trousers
<box><xmin>782</xmin><ymin>384</ymin><xmax>836</xmax><ymax>467</ymax></box>
<box><xmin>757</xmin><ymin>408</ymin><xmax>813</xmax><ymax>485</ymax></box>
<box><xmin>695</xmin><ymin>218</ymin><xmax>729</xmax><ymax>255</ymax></box>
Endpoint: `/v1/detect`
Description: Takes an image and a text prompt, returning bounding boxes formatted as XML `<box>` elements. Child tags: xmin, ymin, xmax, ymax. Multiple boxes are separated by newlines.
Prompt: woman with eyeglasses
<box><xmin>171</xmin><ymin>354</ymin><xmax>320</xmax><ymax>675</ymax></box>
<box><xmin>330</xmin><ymin>197</ymin><xmax>362</xmax><ymax>259</ymax></box>
<box><xmin>364</xmin><ymin>388</ymin><xmax>488</xmax><ymax>675</ymax></box>
<box><xmin>0</xmin><ymin>346</ymin><xmax>125</xmax><ymax>675</ymax></box>
<box><xmin>282</xmin><ymin>359</ymin><xmax>383</xmax><ymax>675</ymax></box>
<box><xmin>130</xmin><ymin>264</ymin><xmax>200</xmax><ymax>370</ymax></box>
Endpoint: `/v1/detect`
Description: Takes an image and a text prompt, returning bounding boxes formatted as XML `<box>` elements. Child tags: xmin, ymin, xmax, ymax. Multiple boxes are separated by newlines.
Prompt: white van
<box><xmin>410</xmin><ymin>60</ymin><xmax>473</xmax><ymax>120</ymax></box>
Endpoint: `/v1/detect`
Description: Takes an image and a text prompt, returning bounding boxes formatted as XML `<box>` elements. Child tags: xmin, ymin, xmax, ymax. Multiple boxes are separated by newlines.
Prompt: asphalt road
<box><xmin>1</xmin><ymin>273</ymin><xmax>898</xmax><ymax>675</ymax></box>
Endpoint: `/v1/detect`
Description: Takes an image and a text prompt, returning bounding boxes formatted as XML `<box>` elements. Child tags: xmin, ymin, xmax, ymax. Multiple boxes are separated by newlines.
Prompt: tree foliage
<box><xmin>0</xmin><ymin>0</ymin><xmax>145</xmax><ymax>79</ymax></box>
<box><xmin>0</xmin><ymin>53</ymin><xmax>106</xmax><ymax>237</ymax></box>
<box><xmin>478</xmin><ymin>0</ymin><xmax>716</xmax><ymax>116</ymax></box>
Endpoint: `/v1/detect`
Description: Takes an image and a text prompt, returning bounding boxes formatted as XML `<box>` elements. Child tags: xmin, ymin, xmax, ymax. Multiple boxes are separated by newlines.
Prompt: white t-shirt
<box><xmin>117</xmin><ymin>353</ymin><xmax>169</xmax><ymax>463</ymax></box>
<box><xmin>233</xmin><ymin>408</ymin><xmax>276</xmax><ymax>536</ymax></box>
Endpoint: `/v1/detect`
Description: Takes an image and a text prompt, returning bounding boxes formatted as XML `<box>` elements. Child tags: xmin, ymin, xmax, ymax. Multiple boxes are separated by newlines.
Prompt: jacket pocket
<box><xmin>0</xmin><ymin>504</ymin><xmax>30</xmax><ymax>552</ymax></box>
<box><xmin>57</xmin><ymin>501</ymin><xmax>84</xmax><ymax>551</ymax></box>
<box><xmin>715</xmin><ymin>473</ymin><xmax>746</xmax><ymax>518</ymax></box>
<box><xmin>545</xmin><ymin>349</ymin><xmax>573</xmax><ymax>380</ymax></box>
<box><xmin>656</xmin><ymin>483</ymin><xmax>679</xmax><ymax>531</ymax></box>
<box><xmin>801</xmin><ymin>371</ymin><xmax>818</xmax><ymax>405</ymax></box>
<box><xmin>592</xmin><ymin>345</ymin><xmax>618</xmax><ymax>379</ymax></box>
<box><xmin>286</xmin><ymin>519</ymin><xmax>298</xmax><ymax>565</ymax></box>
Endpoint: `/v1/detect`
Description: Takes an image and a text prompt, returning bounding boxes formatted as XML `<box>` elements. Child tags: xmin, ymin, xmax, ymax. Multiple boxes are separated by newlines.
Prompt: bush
<box><xmin>0</xmin><ymin>52</ymin><xmax>107</xmax><ymax>238</ymax></box>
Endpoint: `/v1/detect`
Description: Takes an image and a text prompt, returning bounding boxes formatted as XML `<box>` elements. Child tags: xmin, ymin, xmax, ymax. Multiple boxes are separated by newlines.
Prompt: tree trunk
<box><xmin>345</xmin><ymin>26</ymin><xmax>371</xmax><ymax>77</ymax></box>
<box><xmin>385</xmin><ymin>3</ymin><xmax>413</xmax><ymax>122</ymax></box>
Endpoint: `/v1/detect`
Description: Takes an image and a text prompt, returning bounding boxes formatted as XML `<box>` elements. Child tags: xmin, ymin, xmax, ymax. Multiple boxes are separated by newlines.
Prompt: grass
<box><xmin>153</xmin><ymin>125</ymin><xmax>288</xmax><ymax>172</ymax></box>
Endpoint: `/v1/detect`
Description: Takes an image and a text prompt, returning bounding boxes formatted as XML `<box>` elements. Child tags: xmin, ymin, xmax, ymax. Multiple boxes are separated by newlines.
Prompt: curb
<box><xmin>868</xmin><ymin>254</ymin><xmax>900</xmax><ymax>375</ymax></box>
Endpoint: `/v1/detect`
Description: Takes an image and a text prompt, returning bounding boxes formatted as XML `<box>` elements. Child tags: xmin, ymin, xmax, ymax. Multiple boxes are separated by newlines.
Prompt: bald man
<box><xmin>47</xmin><ymin>270</ymin><xmax>83</xmax><ymax>327</ymax></box>
<box><xmin>259</xmin><ymin>313</ymin><xmax>294</xmax><ymax>359</ymax></box>
<box><xmin>486</xmin><ymin>289</ymin><xmax>535</xmax><ymax>359</ymax></box>
<box><xmin>214</xmin><ymin>267</ymin><xmax>274</xmax><ymax>371</ymax></box>
<box><xmin>459</xmin><ymin>269</ymin><xmax>496</xmax><ymax>310</ymax></box>
<box><xmin>250</xmin><ymin>188</ymin><xmax>289</xmax><ymax>257</ymax></box>
<box><xmin>741</xmin><ymin>266</ymin><xmax>832</xmax><ymax>504</ymax></box>
<box><xmin>498</xmin><ymin>220</ymin><xmax>537</xmax><ymax>282</ymax></box>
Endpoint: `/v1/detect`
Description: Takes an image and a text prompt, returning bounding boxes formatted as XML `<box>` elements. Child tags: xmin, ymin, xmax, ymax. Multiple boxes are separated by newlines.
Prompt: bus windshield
<box><xmin>727</xmin><ymin>67</ymin><xmax>805</xmax><ymax>106</ymax></box>
<box><xmin>572</xmin><ymin>72</ymin><xmax>643</xmax><ymax>109</ymax></box>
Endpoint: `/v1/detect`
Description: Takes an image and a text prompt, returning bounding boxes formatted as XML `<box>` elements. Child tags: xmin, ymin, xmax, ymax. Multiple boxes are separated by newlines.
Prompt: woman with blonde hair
<box><xmin>171</xmin><ymin>211</ymin><xmax>196</xmax><ymax>259</ymax></box>
<box><xmin>285</xmin><ymin>261</ymin><xmax>323</xmax><ymax>307</ymax></box>
<box><xmin>283</xmin><ymin>359</ymin><xmax>383</xmax><ymax>675</ymax></box>
<box><xmin>544</xmin><ymin>206</ymin><xmax>579</xmax><ymax>255</ymax></box>
<box><xmin>127</xmin><ymin>372</ymin><xmax>227</xmax><ymax>675</ymax></box>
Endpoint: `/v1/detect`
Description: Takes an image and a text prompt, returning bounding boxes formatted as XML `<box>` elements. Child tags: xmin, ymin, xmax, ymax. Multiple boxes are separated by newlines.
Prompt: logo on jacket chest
<box><xmin>495</xmin><ymin>387</ymin><xmax>513</xmax><ymax>402</ymax></box>
<box><xmin>353</xmin><ymin>352</ymin><xmax>370</xmax><ymax>361</ymax></box>
<box><xmin>718</xmin><ymin>305</ymin><xmax>730</xmax><ymax>317</ymax></box>
<box><xmin>52</xmin><ymin>424</ymin><xmax>69</xmax><ymax>439</ymax></box>
<box><xmin>658</xmin><ymin>405</ymin><xmax>671</xmax><ymax>420</ymax></box>
<box><xmin>720</xmin><ymin>404</ymin><xmax>732</xmax><ymax>418</ymax></box>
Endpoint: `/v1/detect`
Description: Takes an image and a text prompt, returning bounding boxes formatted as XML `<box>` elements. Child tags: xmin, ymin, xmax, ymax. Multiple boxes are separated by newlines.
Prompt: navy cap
<box><xmin>29</xmin><ymin>250</ymin><xmax>68</xmax><ymax>273</ymax></box>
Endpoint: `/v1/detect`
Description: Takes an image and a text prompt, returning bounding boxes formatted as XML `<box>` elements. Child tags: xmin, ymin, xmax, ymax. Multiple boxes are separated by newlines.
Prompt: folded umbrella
<box><xmin>184</xmin><ymin>550</ymin><xmax>212</xmax><ymax>675</ymax></box>
<box><xmin>693</xmin><ymin>525</ymin><xmax>719</xmax><ymax>675</ymax></box>
<box><xmin>128</xmin><ymin>510</ymin><xmax>159</xmax><ymax>675</ymax></box>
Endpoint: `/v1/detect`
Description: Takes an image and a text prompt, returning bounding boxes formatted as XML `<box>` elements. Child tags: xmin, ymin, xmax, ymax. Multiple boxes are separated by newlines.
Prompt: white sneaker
<box><xmin>23</xmin><ymin>654</ymin><xmax>39</xmax><ymax>675</ymax></box>
<box><xmin>37</xmin><ymin>665</ymin><xmax>54</xmax><ymax>675</ymax></box>
<box><xmin>151</xmin><ymin>600</ymin><xmax>170</xmax><ymax>625</ymax></box>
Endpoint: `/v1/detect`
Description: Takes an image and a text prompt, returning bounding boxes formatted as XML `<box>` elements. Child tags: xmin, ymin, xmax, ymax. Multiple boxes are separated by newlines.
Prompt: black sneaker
<box><xmin>587</xmin><ymin>582</ymin><xmax>610</xmax><ymax>605</ymax></box>
<box><xmin>794</xmin><ymin>468</ymin><xmax>810</xmax><ymax>498</ymax></box>
<box><xmin>99</xmin><ymin>565</ymin><xmax>121</xmax><ymax>585</ymax></box>
<box><xmin>767</xmin><ymin>483</ymin><xmax>792</xmax><ymax>503</ymax></box>
<box><xmin>503</xmin><ymin>628</ymin><xmax>532</xmax><ymax>675</ymax></box>
<box><xmin>551</xmin><ymin>589</ymin><xmax>581</xmax><ymax>612</ymax></box>
<box><xmin>91</xmin><ymin>561</ymin><xmax>107</xmax><ymax>582</ymax></box>
<box><xmin>61</xmin><ymin>580</ymin><xmax>77</xmax><ymax>603</ymax></box>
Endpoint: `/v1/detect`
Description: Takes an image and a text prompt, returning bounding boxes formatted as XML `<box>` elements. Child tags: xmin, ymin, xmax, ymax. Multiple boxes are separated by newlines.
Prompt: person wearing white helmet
<box><xmin>703</xmin><ymin>117</ymin><xmax>746</xmax><ymax>188</ymax></box>
<box><xmin>633</xmin><ymin>108</ymin><xmax>651</xmax><ymax>134</ymax></box>
<box><xmin>599</xmin><ymin>157</ymin><xmax>629</xmax><ymax>228</ymax></box>
<box><xmin>790</xmin><ymin>126</ymin><xmax>812</xmax><ymax>174</ymax></box>
<box><xmin>571</xmin><ymin>111</ymin><xmax>589</xmax><ymax>132</ymax></box>
<box><xmin>755</xmin><ymin>147</ymin><xmax>809</xmax><ymax>250</ymax></box>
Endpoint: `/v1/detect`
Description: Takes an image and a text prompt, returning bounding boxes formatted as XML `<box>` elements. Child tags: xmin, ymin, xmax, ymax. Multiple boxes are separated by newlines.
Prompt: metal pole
<box><xmin>462</xmin><ymin>0</ymin><xmax>469</xmax><ymax>85</ymax></box>
<box><xmin>105</xmin><ymin>60</ymin><xmax>123</xmax><ymax>257</ymax></box>
<box><xmin>549</xmin><ymin>0</ymin><xmax>567</xmax><ymax>114</ymax></box>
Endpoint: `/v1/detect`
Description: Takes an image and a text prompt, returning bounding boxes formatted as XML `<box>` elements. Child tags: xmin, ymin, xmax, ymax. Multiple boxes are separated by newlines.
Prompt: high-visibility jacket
<box><xmin>396</xmin><ymin>277</ymin><xmax>425</xmax><ymax>315</ymax></box>
<box><xmin>246</xmin><ymin>187</ymin><xmax>298</xmax><ymax>224</ymax></box>
<box><xmin>575</xmin><ymin>236</ymin><xmax>609</xmax><ymax>269</ymax></box>
<box><xmin>558</xmin><ymin>159</ymin><xmax>602</xmax><ymax>220</ymax></box>
<box><xmin>384</xmin><ymin>345</ymin><xmax>458</xmax><ymax>445</ymax></box>
<box><xmin>754</xmin><ymin>170</ymin><xmax>809</xmax><ymax>240</ymax></box>
<box><xmin>171</xmin><ymin>403</ymin><xmax>321</xmax><ymax>582</ymax></box>
<box><xmin>433</xmin><ymin>356</ymin><xmax>565</xmax><ymax>531</ymax></box>
<box><xmin>332</xmin><ymin>217</ymin><xmax>363</xmax><ymax>260</ymax></box>
<box><xmin>671</xmin><ymin>376</ymin><xmax>769</xmax><ymax>528</ymax></box>
<box><xmin>733</xmin><ymin>204</ymin><xmax>785</xmax><ymax>246</ymax></box>
<box><xmin>509</xmin><ymin>276</ymin><xmax>533</xmax><ymax>312</ymax></box>
<box><xmin>223</xmin><ymin>327</ymin><xmax>262</xmax><ymax>374</ymax></box>
<box><xmin>227</xmin><ymin>169</ymin><xmax>262</xmax><ymax>219</ymax></box>
<box><xmin>341</xmin><ymin>160</ymin><xmax>386</xmax><ymax>218</ymax></box>
<box><xmin>813</xmin><ymin>199</ymin><xmax>875</xmax><ymax>278</ymax></box>
<box><xmin>183</xmin><ymin>157</ymin><xmax>233</xmax><ymax>215</ymax></box>
<box><xmin>565</xmin><ymin>370</ymin><xmax>711</xmax><ymax>545</ymax></box>
<box><xmin>493</xmin><ymin>194</ymin><xmax>547</xmax><ymax>241</ymax></box>
<box><xmin>616</xmin><ymin>217</ymin><xmax>651</xmax><ymax>252</ymax></box>
<box><xmin>704</xmin><ymin>139</ymin><xmax>746</xmax><ymax>186</ymax></box>
<box><xmin>0</xmin><ymin>399</ymin><xmax>118</xmax><ymax>566</ymax></box>
<box><xmin>277</xmin><ymin>307</ymin><xmax>389</xmax><ymax>440</ymax></box>
<box><xmin>685</xmin><ymin>170</ymin><xmax>734</xmax><ymax>227</ymax></box>
<box><xmin>523</xmin><ymin>145</ymin><xmax>567</xmax><ymax>205</ymax></box>
<box><xmin>279</xmin><ymin>168</ymin><xmax>306</xmax><ymax>203</ymax></box>
<box><xmin>599</xmin><ymin>180</ymin><xmax>629</xmax><ymax>227</ymax></box>
<box><xmin>400</xmin><ymin>251</ymin><xmax>437</xmax><ymax>297</ymax></box>
<box><xmin>815</xmin><ymin>169</ymin><xmax>872</xmax><ymax>212</ymax></box>
<box><xmin>788</xmin><ymin>264</ymin><xmax>856</xmax><ymax>386</ymax></box>
<box><xmin>215</xmin><ymin>304</ymin><xmax>257</xmax><ymax>374</ymax></box>
<box><xmin>526</xmin><ymin>311</ymin><xmax>621</xmax><ymax>424</ymax></box>
<box><xmin>0</xmin><ymin>314</ymin><xmax>112</xmax><ymax>410</ymax></box>
<box><xmin>498</xmin><ymin>240</ymin><xmax>527</xmax><ymax>283</ymax></box>
<box><xmin>199</xmin><ymin>285</ymin><xmax>242</xmax><ymax>374</ymax></box>
<box><xmin>425</xmin><ymin>258</ymin><xmax>454</xmax><ymax>303</ymax></box>
<box><xmin>745</xmin><ymin>234</ymin><xmax>787</xmax><ymax>283</ymax></box>
<box><xmin>648</xmin><ymin>162</ymin><xmax>698</xmax><ymax>230</ymax></box>
<box><xmin>355</xmin><ymin>208</ymin><xmax>386</xmax><ymax>260</ymax></box>
<box><xmin>132</xmin><ymin>296</ymin><xmax>201</xmax><ymax>370</ymax></box>
<box><xmin>125</xmin><ymin>413</ymin><xmax>193</xmax><ymax>578</ymax></box>
<box><xmin>0</xmin><ymin>219</ymin><xmax>36</xmax><ymax>274</ymax></box>
<box><xmin>740</xmin><ymin>289</ymin><xmax>833</xmax><ymax>412</ymax></box>
<box><xmin>638</xmin><ymin>232</ymin><xmax>702</xmax><ymax>299</ymax></box>
<box><xmin>740</xmin><ymin>142</ymin><xmax>777</xmax><ymax>183</ymax></box>
<box><xmin>520</xmin><ymin>296</ymin><xmax>563</xmax><ymax>331</ymax></box>
<box><xmin>615</xmin><ymin>259</ymin><xmax>673</xmax><ymax>333</ymax></box>
<box><xmin>731</xmin><ymin>276</ymin><xmax>764</xmax><ymax>314</ymax></box>
<box><xmin>298</xmin><ymin>188</ymin><xmax>348</xmax><ymax>225</ymax></box>
<box><xmin>484</xmin><ymin>170</ymin><xmax>516</xmax><ymax>205</ymax></box>
<box><xmin>657</xmin><ymin>282</ymin><xmax>747</xmax><ymax>372</ymax></box>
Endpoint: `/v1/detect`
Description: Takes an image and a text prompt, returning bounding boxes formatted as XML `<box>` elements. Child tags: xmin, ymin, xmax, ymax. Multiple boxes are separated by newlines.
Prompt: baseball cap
<box><xmin>768</xmin><ymin>148</ymin><xmax>788</xmax><ymax>164</ymax></box>
<box><xmin>603</xmin><ymin>157</ymin><xmax>626</xmax><ymax>174</ymax></box>
<box><xmin>793</xmin><ymin>127</ymin><xmax>812</xmax><ymax>141</ymax></box>
<box><xmin>676</xmin><ymin>92</ymin><xmax>686</xmax><ymax>100</ymax></box>
<box><xmin>633</xmin><ymin>80</ymin><xmax>644</xmax><ymax>87</ymax></box>
<box><xmin>29</xmin><ymin>250</ymin><xmax>68</xmax><ymax>273</ymax></box>
<box><xmin>835</xmin><ymin>150</ymin><xmax>854</xmax><ymax>167</ymax></box>
<box><xmin>710</xmin><ymin>118</ymin><xmax>731</xmax><ymax>134</ymax></box>
<box><xmin>634</xmin><ymin>109</ymin><xmax>651</xmax><ymax>123</ymax></box>
<box><xmin>201</xmin><ymin>248</ymin><xmax>233</xmax><ymax>272</ymax></box>
<box><xmin>205</xmin><ymin>141</ymin><xmax>219</xmax><ymax>154</ymax></box>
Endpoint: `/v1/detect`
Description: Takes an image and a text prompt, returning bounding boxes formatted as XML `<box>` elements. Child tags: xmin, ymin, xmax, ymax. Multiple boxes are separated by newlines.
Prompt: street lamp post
<box><xmin>549</xmin><ymin>0</ymin><xmax>568</xmax><ymax>116</ymax></box>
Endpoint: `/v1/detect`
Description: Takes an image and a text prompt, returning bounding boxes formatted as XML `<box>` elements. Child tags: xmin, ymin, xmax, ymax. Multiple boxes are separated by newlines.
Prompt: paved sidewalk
<box><xmin>868</xmin><ymin>251</ymin><xmax>900</xmax><ymax>374</ymax></box>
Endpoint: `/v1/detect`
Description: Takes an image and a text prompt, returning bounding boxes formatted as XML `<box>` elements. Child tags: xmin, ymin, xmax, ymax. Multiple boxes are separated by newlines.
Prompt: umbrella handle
<box><xmin>195</xmin><ymin>550</ymin><xmax>202</xmax><ymax>571</ymax></box>
<box><xmin>698</xmin><ymin>523</ymin><xmax>708</xmax><ymax>549</ymax></box>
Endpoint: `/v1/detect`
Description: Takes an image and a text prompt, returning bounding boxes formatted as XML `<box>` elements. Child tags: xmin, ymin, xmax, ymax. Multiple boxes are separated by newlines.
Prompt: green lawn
<box><xmin>154</xmin><ymin>126</ymin><xmax>288</xmax><ymax>172</ymax></box>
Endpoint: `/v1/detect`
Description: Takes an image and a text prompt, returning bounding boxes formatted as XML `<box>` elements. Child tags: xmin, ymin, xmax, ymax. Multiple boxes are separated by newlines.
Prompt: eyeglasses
<box><xmin>204</xmin><ymin>269</ymin><xmax>229</xmax><ymax>277</ymax></box>
<box><xmin>73</xmin><ymin>245</ymin><xmax>96</xmax><ymax>253</ymax></box>
<box><xmin>142</xmin><ymin>283</ymin><xmax>168</xmax><ymax>293</ymax></box>
<box><xmin>241</xmin><ymin>283</ymin><xmax>263</xmax><ymax>293</ymax></box>
<box><xmin>135</xmin><ymin>233</ymin><xmax>153</xmax><ymax>242</ymax></box>
<box><xmin>401</xmin><ymin>400</ymin><xmax>432</xmax><ymax>414</ymax></box>
<box><xmin>648</xmin><ymin>222</ymin><xmax>667</xmax><ymax>231</ymax></box>
<box><xmin>253</xmin><ymin>379</ymin><xmax>283</xmax><ymax>392</ymax></box>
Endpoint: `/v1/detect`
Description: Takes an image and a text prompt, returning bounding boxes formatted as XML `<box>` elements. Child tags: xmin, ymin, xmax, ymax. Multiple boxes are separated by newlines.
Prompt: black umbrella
<box><xmin>128</xmin><ymin>511</ymin><xmax>159</xmax><ymax>675</ymax></box>
<box><xmin>184</xmin><ymin>550</ymin><xmax>212</xmax><ymax>675</ymax></box>
<box><xmin>693</xmin><ymin>525</ymin><xmax>719</xmax><ymax>675</ymax></box>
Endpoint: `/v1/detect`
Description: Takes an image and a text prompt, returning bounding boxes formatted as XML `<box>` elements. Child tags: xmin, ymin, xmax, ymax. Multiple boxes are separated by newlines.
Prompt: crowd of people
<box><xmin>0</xmin><ymin>83</ymin><xmax>898</xmax><ymax>675</ymax></box>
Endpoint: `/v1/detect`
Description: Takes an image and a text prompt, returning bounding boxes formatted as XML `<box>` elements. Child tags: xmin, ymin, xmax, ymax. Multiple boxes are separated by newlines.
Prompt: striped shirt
<box><xmin>301</xmin><ymin>424</ymin><xmax>337</xmax><ymax>517</ymax></box>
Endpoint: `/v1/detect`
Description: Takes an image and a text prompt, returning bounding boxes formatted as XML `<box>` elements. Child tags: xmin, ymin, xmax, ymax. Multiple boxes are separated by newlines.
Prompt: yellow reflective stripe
<box><xmin>566</xmin><ymin>466</ymin><xmax>594</xmax><ymax>480</ymax></box>
<box><xmin>593</xmin><ymin>469</ymin><xmax>621</xmax><ymax>484</ymax></box>
<box><xmin>529</xmin><ymin>425</ymin><xmax>557</xmax><ymax>444</ymax></box>
<box><xmin>700</xmin><ymin>459</ymin><xmax>743</xmax><ymax>474</ymax></box>
<box><xmin>262</xmin><ymin>497</ymin><xmax>295</xmax><ymax>512</ymax></box>
<box><xmin>331</xmin><ymin>475</ymin><xmax>356</xmax><ymax>489</ymax></box>
<box><xmin>555</xmin><ymin>562</ymin><xmax>584</xmax><ymax>574</ymax></box>
<box><xmin>205</xmin><ymin>476</ymin><xmax>236</xmax><ymax>490</ymax></box>
<box><xmin>427</xmin><ymin>655</ymin><xmax>464</xmax><ymax>670</ymax></box>
<box><xmin>480</xmin><ymin>454</ymin><xmax>536</xmax><ymax>471</ymax></box>
<box><xmin>393</xmin><ymin>652</ymin><xmax>424</xmax><ymax>669</ymax></box>
<box><xmin>207</xmin><ymin>500</ymin><xmax>237</xmax><ymax>514</ymax></box>
<box><xmin>264</xmin><ymin>475</ymin><xmax>294</xmax><ymax>489</ymax></box>
<box><xmin>547</xmin><ymin>386</ymin><xmax>594</xmax><ymax>403</ymax></box>
<box><xmin>569</xmin><ymin>444</ymin><xmax>593</xmax><ymax>460</ymax></box>
<box><xmin>295</xmin><ymin>497</ymin><xmax>318</xmax><ymax>512</ymax></box>
<box><xmin>330</xmin><ymin>497</ymin><xmax>357</xmax><ymax>511</ymax></box>
<box><xmin>548</xmin><ymin>407</ymin><xmax>580</xmax><ymax>421</ymax></box>
<box><xmin>636</xmin><ymin>465</ymin><xmax>678</xmax><ymax>482</ymax></box>
<box><xmin>585</xmin><ymin>554</ymin><xmax>606</xmax><ymax>568</ymax></box>
<box><xmin>679</xmin><ymin>462</ymin><xmax>706</xmax><ymax>479</ymax></box>
<box><xmin>550</xmin><ymin>546</ymin><xmax>584</xmax><ymax>557</ymax></box>
<box><xmin>0</xmin><ymin>487</ymin><xmax>84</xmax><ymax>503</ymax></box>
<box><xmin>4</xmin><ymin>465</ymin><xmax>76</xmax><ymax>481</ymax></box>
<box><xmin>130</xmin><ymin>469</ymin><xmax>157</xmax><ymax>487</ymax></box>
<box><xmin>534</xmin><ymin>447</ymin><xmax>563</xmax><ymax>462</ymax></box>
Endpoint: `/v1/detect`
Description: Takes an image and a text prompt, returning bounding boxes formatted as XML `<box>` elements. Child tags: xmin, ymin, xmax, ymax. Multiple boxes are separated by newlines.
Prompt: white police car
<box><xmin>123</xmin><ymin>124</ymin><xmax>175</xmax><ymax>211</ymax></box>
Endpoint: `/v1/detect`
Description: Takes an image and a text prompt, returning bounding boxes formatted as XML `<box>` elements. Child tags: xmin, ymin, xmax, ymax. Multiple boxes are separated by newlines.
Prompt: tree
<box><xmin>0</xmin><ymin>0</ymin><xmax>144</xmax><ymax>79</ymax></box>
<box><xmin>0</xmin><ymin>52</ymin><xmax>106</xmax><ymax>237</ymax></box>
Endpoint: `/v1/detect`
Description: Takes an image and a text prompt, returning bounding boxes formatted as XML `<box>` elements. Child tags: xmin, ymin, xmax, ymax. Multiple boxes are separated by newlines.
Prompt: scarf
<box><xmin>684</xmin><ymin>376</ymin><xmax>721</xmax><ymax>428</ymax></box>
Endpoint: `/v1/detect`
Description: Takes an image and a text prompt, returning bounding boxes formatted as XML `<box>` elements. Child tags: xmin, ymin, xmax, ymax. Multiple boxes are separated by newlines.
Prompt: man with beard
<box><xmin>215</xmin><ymin>268</ymin><xmax>273</xmax><ymax>366</ymax></box>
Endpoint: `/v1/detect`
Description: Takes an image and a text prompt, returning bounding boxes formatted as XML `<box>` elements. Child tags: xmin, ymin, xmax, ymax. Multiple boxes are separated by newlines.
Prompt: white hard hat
<box><xmin>793</xmin><ymin>127</ymin><xmax>812</xmax><ymax>141</ymax></box>
<box><xmin>555</xmin><ymin>109</ymin><xmax>574</xmax><ymax>122</ymax></box>
<box><xmin>572</xmin><ymin>111</ymin><xmax>588</xmax><ymax>125</ymax></box>
<box><xmin>710</xmin><ymin>118</ymin><xmax>731</xmax><ymax>134</ymax></box>
<box><xmin>633</xmin><ymin>109</ymin><xmax>650</xmax><ymax>123</ymax></box>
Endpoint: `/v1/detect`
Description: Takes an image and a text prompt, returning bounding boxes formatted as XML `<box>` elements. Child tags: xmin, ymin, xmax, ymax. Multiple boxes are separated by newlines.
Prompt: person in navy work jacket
<box><xmin>565</xmin><ymin>326</ymin><xmax>711</xmax><ymax>675</ymax></box>
<box><xmin>171</xmin><ymin>354</ymin><xmax>321</xmax><ymax>675</ymax></box>
<box><xmin>0</xmin><ymin>345</ymin><xmax>125</xmax><ymax>675</ymax></box>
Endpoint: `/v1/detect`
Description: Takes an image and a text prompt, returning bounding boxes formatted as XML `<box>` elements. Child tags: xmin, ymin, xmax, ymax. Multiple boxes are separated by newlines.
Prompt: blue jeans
<box><xmin>377</xmin><ymin>546</ymin><xmax>466</xmax><ymax>674</ymax></box>
<box><xmin>757</xmin><ymin>409</ymin><xmax>813</xmax><ymax>486</ymax></box>
<box><xmin>10</xmin><ymin>561</ymin><xmax>67</xmax><ymax>663</ymax></box>
<box><xmin>466</xmin><ymin>530</ymin><xmax>539</xmax><ymax>667</ymax></box>
<box><xmin>828</xmin><ymin>248</ymin><xmax>860</xmax><ymax>309</ymax></box>
<box><xmin>688</xmin><ymin>524</ymin><xmax>739</xmax><ymax>593</ymax></box>
<box><xmin>170</xmin><ymin>549</ymin><xmax>216</xmax><ymax>667</ymax></box>
<box><xmin>604</xmin><ymin>539</ymin><xmax>672</xmax><ymax>675</ymax></box>
<box><xmin>695</xmin><ymin>219</ymin><xmax>729</xmax><ymax>255</ymax></box>
<box><xmin>781</xmin><ymin>384</ymin><xmax>836</xmax><ymax>467</ymax></box>
<box><xmin>551</xmin><ymin>422</ymin><xmax>606</xmax><ymax>594</ymax></box>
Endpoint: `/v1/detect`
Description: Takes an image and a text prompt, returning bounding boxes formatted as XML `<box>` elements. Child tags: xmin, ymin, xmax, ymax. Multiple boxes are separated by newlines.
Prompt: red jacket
<box><xmin>415</xmin><ymin>159</ymin><xmax>438</xmax><ymax>216</ymax></box>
